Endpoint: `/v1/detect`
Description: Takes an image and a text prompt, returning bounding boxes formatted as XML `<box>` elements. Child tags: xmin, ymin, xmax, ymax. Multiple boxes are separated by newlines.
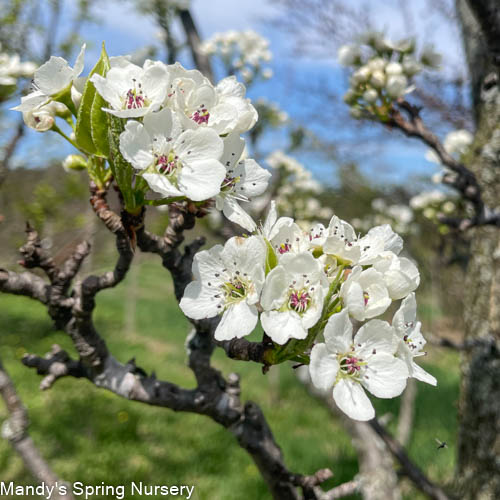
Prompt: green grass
<box><xmin>0</xmin><ymin>255</ymin><xmax>459</xmax><ymax>499</ymax></box>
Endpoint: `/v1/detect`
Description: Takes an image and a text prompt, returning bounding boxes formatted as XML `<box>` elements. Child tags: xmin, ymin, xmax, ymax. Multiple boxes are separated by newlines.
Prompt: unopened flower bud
<box><xmin>386</xmin><ymin>75</ymin><xmax>408</xmax><ymax>98</ymax></box>
<box><xmin>363</xmin><ymin>88</ymin><xmax>378</xmax><ymax>103</ymax></box>
<box><xmin>385</xmin><ymin>62</ymin><xmax>403</xmax><ymax>76</ymax></box>
<box><xmin>368</xmin><ymin>58</ymin><xmax>386</xmax><ymax>72</ymax></box>
<box><xmin>350</xmin><ymin>107</ymin><xmax>363</xmax><ymax>119</ymax></box>
<box><xmin>62</xmin><ymin>154</ymin><xmax>87</xmax><ymax>172</ymax></box>
<box><xmin>402</xmin><ymin>55</ymin><xmax>422</xmax><ymax>76</ymax></box>
<box><xmin>23</xmin><ymin>109</ymin><xmax>54</xmax><ymax>132</ymax></box>
<box><xmin>338</xmin><ymin>44</ymin><xmax>361</xmax><ymax>66</ymax></box>
<box><xmin>351</xmin><ymin>66</ymin><xmax>370</xmax><ymax>85</ymax></box>
<box><xmin>370</xmin><ymin>70</ymin><xmax>385</xmax><ymax>88</ymax></box>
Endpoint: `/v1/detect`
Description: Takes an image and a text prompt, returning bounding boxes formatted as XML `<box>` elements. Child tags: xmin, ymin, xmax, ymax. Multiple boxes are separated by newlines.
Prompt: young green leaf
<box><xmin>75</xmin><ymin>43</ymin><xmax>110</xmax><ymax>155</ymax></box>
<box><xmin>264</xmin><ymin>238</ymin><xmax>278</xmax><ymax>275</ymax></box>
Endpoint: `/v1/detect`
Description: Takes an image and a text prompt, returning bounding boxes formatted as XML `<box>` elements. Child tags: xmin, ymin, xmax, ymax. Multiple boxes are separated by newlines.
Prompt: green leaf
<box><xmin>90</xmin><ymin>92</ymin><xmax>110</xmax><ymax>157</ymax></box>
<box><xmin>264</xmin><ymin>238</ymin><xmax>278</xmax><ymax>275</ymax></box>
<box><xmin>75</xmin><ymin>43</ymin><xmax>110</xmax><ymax>156</ymax></box>
<box><xmin>107</xmin><ymin>114</ymin><xmax>136</xmax><ymax>212</ymax></box>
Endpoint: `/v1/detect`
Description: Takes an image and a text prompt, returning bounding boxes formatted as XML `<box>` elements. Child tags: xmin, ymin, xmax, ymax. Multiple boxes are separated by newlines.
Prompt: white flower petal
<box><xmin>309</xmin><ymin>343</ymin><xmax>339</xmax><ymax>392</ymax></box>
<box><xmin>179</xmin><ymin>281</ymin><xmax>220</xmax><ymax>320</ymax></box>
<box><xmin>176</xmin><ymin>128</ymin><xmax>223</xmax><ymax>163</ymax></box>
<box><xmin>222</xmin><ymin>196</ymin><xmax>256</xmax><ymax>231</ymax></box>
<box><xmin>119</xmin><ymin>120</ymin><xmax>154</xmax><ymax>170</ymax></box>
<box><xmin>177</xmin><ymin>159</ymin><xmax>225</xmax><ymax>201</ymax></box>
<box><xmin>142</xmin><ymin>173</ymin><xmax>184</xmax><ymax>198</ymax></box>
<box><xmin>362</xmin><ymin>353</ymin><xmax>408</xmax><ymax>398</ymax></box>
<box><xmin>333</xmin><ymin>379</ymin><xmax>375</xmax><ymax>421</ymax></box>
<box><xmin>323</xmin><ymin>309</ymin><xmax>353</xmax><ymax>354</ymax></box>
<box><xmin>215</xmin><ymin>302</ymin><xmax>258</xmax><ymax>341</ymax></box>
<box><xmin>411</xmin><ymin>362</ymin><xmax>437</xmax><ymax>386</ymax></box>
<box><xmin>261</xmin><ymin>310</ymin><xmax>307</xmax><ymax>344</ymax></box>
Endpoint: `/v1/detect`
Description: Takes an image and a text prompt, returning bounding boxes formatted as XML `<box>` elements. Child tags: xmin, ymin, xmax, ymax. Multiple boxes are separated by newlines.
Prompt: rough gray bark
<box><xmin>455</xmin><ymin>2</ymin><xmax>500</xmax><ymax>499</ymax></box>
<box><xmin>0</xmin><ymin>358</ymin><xmax>74</xmax><ymax>500</ymax></box>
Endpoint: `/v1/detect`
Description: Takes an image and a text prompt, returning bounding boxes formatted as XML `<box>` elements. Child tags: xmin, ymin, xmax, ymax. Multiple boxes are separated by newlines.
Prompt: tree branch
<box><xmin>387</xmin><ymin>98</ymin><xmax>500</xmax><ymax>230</ymax></box>
<box><xmin>369</xmin><ymin>419</ymin><xmax>453</xmax><ymax>500</ymax></box>
<box><xmin>0</xmin><ymin>358</ymin><xmax>74</xmax><ymax>500</ymax></box>
<box><xmin>179</xmin><ymin>9</ymin><xmax>214</xmax><ymax>82</ymax></box>
<box><xmin>9</xmin><ymin>201</ymin><xmax>333</xmax><ymax>499</ymax></box>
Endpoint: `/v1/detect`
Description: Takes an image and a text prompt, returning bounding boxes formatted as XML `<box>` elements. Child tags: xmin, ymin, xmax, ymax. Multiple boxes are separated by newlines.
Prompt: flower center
<box><xmin>124</xmin><ymin>80</ymin><xmax>149</xmax><ymax>110</ymax></box>
<box><xmin>278</xmin><ymin>243</ymin><xmax>292</xmax><ymax>254</ymax></box>
<box><xmin>288</xmin><ymin>289</ymin><xmax>310</xmax><ymax>313</ymax></box>
<box><xmin>363</xmin><ymin>291</ymin><xmax>370</xmax><ymax>305</ymax></box>
<box><xmin>221</xmin><ymin>175</ymin><xmax>239</xmax><ymax>192</ymax></box>
<box><xmin>222</xmin><ymin>277</ymin><xmax>248</xmax><ymax>304</ymax></box>
<box><xmin>156</xmin><ymin>152</ymin><xmax>179</xmax><ymax>176</ymax></box>
<box><xmin>340</xmin><ymin>355</ymin><xmax>362</xmax><ymax>375</ymax></box>
<box><xmin>192</xmin><ymin>107</ymin><xmax>210</xmax><ymax>124</ymax></box>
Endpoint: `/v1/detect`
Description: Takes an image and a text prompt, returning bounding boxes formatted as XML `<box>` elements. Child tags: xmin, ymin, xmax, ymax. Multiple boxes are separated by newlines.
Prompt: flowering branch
<box><xmin>2</xmin><ymin>193</ymin><xmax>331</xmax><ymax>499</ymax></box>
<box><xmin>387</xmin><ymin>98</ymin><xmax>499</xmax><ymax>230</ymax></box>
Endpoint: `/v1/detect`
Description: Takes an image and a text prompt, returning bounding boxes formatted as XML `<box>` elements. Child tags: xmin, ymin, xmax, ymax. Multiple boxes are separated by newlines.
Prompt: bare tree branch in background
<box><xmin>0</xmin><ymin>358</ymin><xmax>74</xmax><ymax>500</ymax></box>
<box><xmin>179</xmin><ymin>8</ymin><xmax>214</xmax><ymax>82</ymax></box>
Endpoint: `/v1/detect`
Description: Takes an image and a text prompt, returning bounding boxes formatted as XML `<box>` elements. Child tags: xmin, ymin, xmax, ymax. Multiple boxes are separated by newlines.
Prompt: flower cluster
<box><xmin>180</xmin><ymin>203</ymin><xmax>435</xmax><ymax>420</ymax></box>
<box><xmin>426</xmin><ymin>129</ymin><xmax>473</xmax><ymax>185</ymax></box>
<box><xmin>200</xmin><ymin>30</ymin><xmax>273</xmax><ymax>83</ymax></box>
<box><xmin>410</xmin><ymin>189</ymin><xmax>459</xmax><ymax>227</ymax></box>
<box><xmin>339</xmin><ymin>32</ymin><xmax>441</xmax><ymax>119</ymax></box>
<box><xmin>12</xmin><ymin>47</ymin><xmax>270</xmax><ymax>231</ymax></box>
<box><xmin>0</xmin><ymin>45</ymin><xmax>36</xmax><ymax>89</ymax></box>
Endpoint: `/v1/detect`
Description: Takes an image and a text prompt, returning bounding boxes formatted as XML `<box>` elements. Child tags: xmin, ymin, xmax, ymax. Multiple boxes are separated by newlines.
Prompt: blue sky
<box><xmin>6</xmin><ymin>0</ymin><xmax>465</xmax><ymax>190</ymax></box>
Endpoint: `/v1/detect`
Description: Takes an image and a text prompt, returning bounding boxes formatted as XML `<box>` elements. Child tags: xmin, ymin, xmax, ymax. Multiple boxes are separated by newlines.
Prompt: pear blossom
<box><xmin>91</xmin><ymin>60</ymin><xmax>169</xmax><ymax>118</ymax></box>
<box><xmin>340</xmin><ymin>266</ymin><xmax>391</xmax><ymax>321</ymax></box>
<box><xmin>167</xmin><ymin>64</ymin><xmax>257</xmax><ymax>135</ymax></box>
<box><xmin>338</xmin><ymin>45</ymin><xmax>361</xmax><ymax>66</ymax></box>
<box><xmin>214</xmin><ymin>133</ymin><xmax>271</xmax><ymax>231</ymax></box>
<box><xmin>358</xmin><ymin>224</ymin><xmax>403</xmax><ymax>258</ymax></box>
<box><xmin>180</xmin><ymin>236</ymin><xmax>266</xmax><ymax>341</ymax></box>
<box><xmin>0</xmin><ymin>50</ymin><xmax>36</xmax><ymax>86</ymax></box>
<box><xmin>393</xmin><ymin>294</ymin><xmax>437</xmax><ymax>386</ymax></box>
<box><xmin>259</xmin><ymin>200</ymin><xmax>294</xmax><ymax>241</ymax></box>
<box><xmin>373</xmin><ymin>252</ymin><xmax>420</xmax><ymax>299</ymax></box>
<box><xmin>22</xmin><ymin>101</ymin><xmax>68</xmax><ymax>132</ymax></box>
<box><xmin>322</xmin><ymin>216</ymin><xmax>362</xmax><ymax>265</ymax></box>
<box><xmin>119</xmin><ymin>108</ymin><xmax>226</xmax><ymax>201</ymax></box>
<box><xmin>386</xmin><ymin>74</ymin><xmax>408</xmax><ymax>98</ymax></box>
<box><xmin>309</xmin><ymin>309</ymin><xmax>408</xmax><ymax>421</ymax></box>
<box><xmin>11</xmin><ymin>45</ymin><xmax>85</xmax><ymax>113</ymax></box>
<box><xmin>35</xmin><ymin>44</ymin><xmax>86</xmax><ymax>96</ymax></box>
<box><xmin>260</xmin><ymin>252</ymin><xmax>328</xmax><ymax>344</ymax></box>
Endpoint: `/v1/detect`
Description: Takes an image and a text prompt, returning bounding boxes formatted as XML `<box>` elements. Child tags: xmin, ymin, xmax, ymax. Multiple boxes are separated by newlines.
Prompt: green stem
<box><xmin>52</xmin><ymin>124</ymin><xmax>83</xmax><ymax>152</ymax></box>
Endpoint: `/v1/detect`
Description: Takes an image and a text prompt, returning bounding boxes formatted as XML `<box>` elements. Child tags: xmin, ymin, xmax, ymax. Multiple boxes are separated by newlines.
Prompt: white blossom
<box><xmin>338</xmin><ymin>45</ymin><xmax>361</xmax><ymax>66</ymax></box>
<box><xmin>214</xmin><ymin>133</ymin><xmax>271</xmax><ymax>231</ymax></box>
<box><xmin>91</xmin><ymin>60</ymin><xmax>169</xmax><ymax>118</ymax></box>
<box><xmin>373</xmin><ymin>252</ymin><xmax>420</xmax><ymax>299</ymax></box>
<box><xmin>167</xmin><ymin>64</ymin><xmax>257</xmax><ymax>135</ymax></box>
<box><xmin>260</xmin><ymin>252</ymin><xmax>328</xmax><ymax>344</ymax></box>
<box><xmin>180</xmin><ymin>236</ymin><xmax>266</xmax><ymax>341</ymax></box>
<box><xmin>340</xmin><ymin>266</ymin><xmax>391</xmax><ymax>321</ymax></box>
<box><xmin>119</xmin><ymin>107</ymin><xmax>226</xmax><ymax>201</ymax></box>
<box><xmin>393</xmin><ymin>294</ymin><xmax>437</xmax><ymax>385</ymax></box>
<box><xmin>309</xmin><ymin>309</ymin><xmax>408</xmax><ymax>420</ymax></box>
<box><xmin>11</xmin><ymin>45</ymin><xmax>85</xmax><ymax>113</ymax></box>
